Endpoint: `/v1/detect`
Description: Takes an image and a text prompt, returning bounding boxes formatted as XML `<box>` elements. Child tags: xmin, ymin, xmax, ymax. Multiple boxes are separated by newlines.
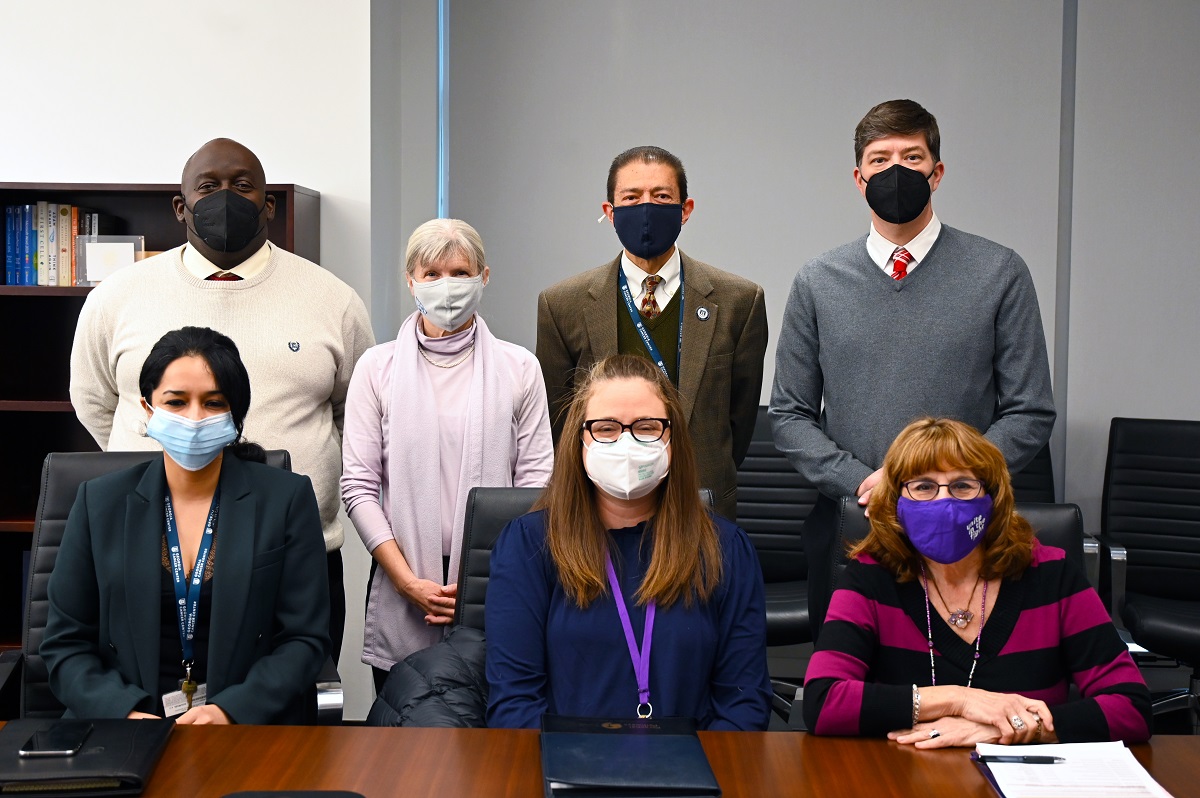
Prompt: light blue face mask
<box><xmin>145</xmin><ymin>406</ymin><xmax>238</xmax><ymax>471</ymax></box>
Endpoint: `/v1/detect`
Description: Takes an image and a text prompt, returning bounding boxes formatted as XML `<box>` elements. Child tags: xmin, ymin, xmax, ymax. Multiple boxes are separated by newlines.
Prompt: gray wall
<box><xmin>1065</xmin><ymin>0</ymin><xmax>1200</xmax><ymax>527</ymax></box>
<box><xmin>424</xmin><ymin>0</ymin><xmax>1200</xmax><ymax>526</ymax></box>
<box><xmin>445</xmin><ymin>0</ymin><xmax>1065</xmax><ymax>383</ymax></box>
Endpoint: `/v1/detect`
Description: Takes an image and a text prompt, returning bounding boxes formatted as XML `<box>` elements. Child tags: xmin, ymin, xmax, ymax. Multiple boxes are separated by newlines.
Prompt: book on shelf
<box><xmin>35</xmin><ymin>201</ymin><xmax>48</xmax><ymax>286</ymax></box>
<box><xmin>56</xmin><ymin>204</ymin><xmax>72</xmax><ymax>286</ymax></box>
<box><xmin>46</xmin><ymin>203</ymin><xmax>59</xmax><ymax>286</ymax></box>
<box><xmin>3</xmin><ymin>206</ymin><xmax>13</xmax><ymax>285</ymax></box>
<box><xmin>21</xmin><ymin>204</ymin><xmax>35</xmax><ymax>285</ymax></box>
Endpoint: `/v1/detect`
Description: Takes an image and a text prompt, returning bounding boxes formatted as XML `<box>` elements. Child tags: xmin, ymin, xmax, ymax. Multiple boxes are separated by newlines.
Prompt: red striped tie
<box><xmin>206</xmin><ymin>271</ymin><xmax>242</xmax><ymax>281</ymax></box>
<box><xmin>892</xmin><ymin>247</ymin><xmax>913</xmax><ymax>280</ymax></box>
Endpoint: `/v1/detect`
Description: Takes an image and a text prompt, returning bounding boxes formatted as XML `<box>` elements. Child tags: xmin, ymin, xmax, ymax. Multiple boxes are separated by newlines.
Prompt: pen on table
<box><xmin>977</xmin><ymin>755</ymin><xmax>1066</xmax><ymax>764</ymax></box>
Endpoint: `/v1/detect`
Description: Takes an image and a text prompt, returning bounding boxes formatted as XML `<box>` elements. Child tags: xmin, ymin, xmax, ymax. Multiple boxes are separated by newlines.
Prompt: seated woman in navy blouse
<box><xmin>805</xmin><ymin>417</ymin><xmax>1151</xmax><ymax>746</ymax></box>
<box><xmin>485</xmin><ymin>354</ymin><xmax>771</xmax><ymax>729</ymax></box>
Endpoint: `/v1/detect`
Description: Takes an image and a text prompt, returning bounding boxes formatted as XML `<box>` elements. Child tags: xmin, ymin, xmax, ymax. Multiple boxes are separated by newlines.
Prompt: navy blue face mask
<box><xmin>612</xmin><ymin>202</ymin><xmax>683</xmax><ymax>260</ymax></box>
<box><xmin>863</xmin><ymin>163</ymin><xmax>936</xmax><ymax>225</ymax></box>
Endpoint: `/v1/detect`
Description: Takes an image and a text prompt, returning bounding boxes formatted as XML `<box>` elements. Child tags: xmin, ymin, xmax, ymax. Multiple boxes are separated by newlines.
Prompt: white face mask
<box><xmin>411</xmin><ymin>274</ymin><xmax>484</xmax><ymax>333</ymax></box>
<box><xmin>584</xmin><ymin>433</ymin><xmax>670</xmax><ymax>501</ymax></box>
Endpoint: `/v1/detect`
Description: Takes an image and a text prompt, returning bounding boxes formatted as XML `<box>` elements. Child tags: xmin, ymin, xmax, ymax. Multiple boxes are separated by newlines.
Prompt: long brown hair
<box><xmin>534</xmin><ymin>355</ymin><xmax>721</xmax><ymax>608</ymax></box>
<box><xmin>852</xmin><ymin>417</ymin><xmax>1034</xmax><ymax>582</ymax></box>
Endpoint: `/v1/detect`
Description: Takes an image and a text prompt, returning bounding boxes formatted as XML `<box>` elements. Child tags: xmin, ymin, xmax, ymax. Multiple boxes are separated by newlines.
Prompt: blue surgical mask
<box><xmin>612</xmin><ymin>202</ymin><xmax>683</xmax><ymax>260</ymax></box>
<box><xmin>146</xmin><ymin>407</ymin><xmax>238</xmax><ymax>471</ymax></box>
<box><xmin>897</xmin><ymin>495</ymin><xmax>993</xmax><ymax>564</ymax></box>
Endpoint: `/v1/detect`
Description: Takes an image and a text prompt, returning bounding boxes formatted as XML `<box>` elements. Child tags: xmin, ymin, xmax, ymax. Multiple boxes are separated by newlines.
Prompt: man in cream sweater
<box><xmin>69</xmin><ymin>138</ymin><xmax>374</xmax><ymax>661</ymax></box>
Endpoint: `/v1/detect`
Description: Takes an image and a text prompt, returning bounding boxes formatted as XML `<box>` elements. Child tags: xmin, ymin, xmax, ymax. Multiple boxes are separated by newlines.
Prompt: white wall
<box><xmin>445</xmin><ymin>0</ymin><xmax>1065</xmax><ymax>392</ymax></box>
<box><xmin>0</xmin><ymin>0</ymin><xmax>376</xmax><ymax>720</ymax></box>
<box><xmin>1064</xmin><ymin>0</ymin><xmax>1200</xmax><ymax>528</ymax></box>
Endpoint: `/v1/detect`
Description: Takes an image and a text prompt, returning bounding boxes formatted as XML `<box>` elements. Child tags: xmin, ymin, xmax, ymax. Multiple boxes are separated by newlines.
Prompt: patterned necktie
<box><xmin>641</xmin><ymin>275</ymin><xmax>663</xmax><ymax>319</ymax></box>
<box><xmin>892</xmin><ymin>247</ymin><xmax>913</xmax><ymax>280</ymax></box>
<box><xmin>206</xmin><ymin>271</ymin><xmax>242</xmax><ymax>281</ymax></box>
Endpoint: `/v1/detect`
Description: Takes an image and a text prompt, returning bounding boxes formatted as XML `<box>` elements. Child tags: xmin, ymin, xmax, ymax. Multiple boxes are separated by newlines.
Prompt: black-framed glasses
<box><xmin>582</xmin><ymin>418</ymin><xmax>671</xmax><ymax>444</ymax></box>
<box><xmin>902</xmin><ymin>478</ymin><xmax>985</xmax><ymax>502</ymax></box>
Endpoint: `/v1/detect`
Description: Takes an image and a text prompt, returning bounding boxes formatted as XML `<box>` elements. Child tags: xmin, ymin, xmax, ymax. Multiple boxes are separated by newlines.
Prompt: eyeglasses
<box><xmin>582</xmin><ymin>418</ymin><xmax>671</xmax><ymax>444</ymax></box>
<box><xmin>902</xmin><ymin>478</ymin><xmax>985</xmax><ymax>502</ymax></box>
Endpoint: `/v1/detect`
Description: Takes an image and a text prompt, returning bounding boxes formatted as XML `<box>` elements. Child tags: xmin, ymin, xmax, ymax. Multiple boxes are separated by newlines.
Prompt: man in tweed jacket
<box><xmin>536</xmin><ymin>146</ymin><xmax>768</xmax><ymax>521</ymax></box>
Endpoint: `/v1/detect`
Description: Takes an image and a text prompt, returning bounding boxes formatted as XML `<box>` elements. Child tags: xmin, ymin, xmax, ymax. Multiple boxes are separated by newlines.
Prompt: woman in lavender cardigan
<box><xmin>804</xmin><ymin>417</ymin><xmax>1150</xmax><ymax>747</ymax></box>
<box><xmin>341</xmin><ymin>219</ymin><xmax>553</xmax><ymax>691</ymax></box>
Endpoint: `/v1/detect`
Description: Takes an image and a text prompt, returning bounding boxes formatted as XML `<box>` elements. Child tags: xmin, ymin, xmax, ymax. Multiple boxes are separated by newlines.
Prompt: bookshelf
<box><xmin>0</xmin><ymin>182</ymin><xmax>320</xmax><ymax>651</ymax></box>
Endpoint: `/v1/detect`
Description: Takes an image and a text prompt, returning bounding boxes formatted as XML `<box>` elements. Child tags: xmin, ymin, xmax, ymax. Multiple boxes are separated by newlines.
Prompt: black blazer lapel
<box><xmin>583</xmin><ymin>257</ymin><xmax>621</xmax><ymax>362</ymax></box>
<box><xmin>126</xmin><ymin>460</ymin><xmax>166</xmax><ymax>696</ymax></box>
<box><xmin>677</xmin><ymin>252</ymin><xmax>717</xmax><ymax>423</ymax></box>
<box><xmin>207</xmin><ymin>455</ymin><xmax>256</xmax><ymax>693</ymax></box>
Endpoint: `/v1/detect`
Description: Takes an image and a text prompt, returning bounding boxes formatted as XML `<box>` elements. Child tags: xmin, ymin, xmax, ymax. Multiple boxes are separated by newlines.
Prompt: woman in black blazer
<box><xmin>42</xmin><ymin>326</ymin><xmax>330</xmax><ymax>724</ymax></box>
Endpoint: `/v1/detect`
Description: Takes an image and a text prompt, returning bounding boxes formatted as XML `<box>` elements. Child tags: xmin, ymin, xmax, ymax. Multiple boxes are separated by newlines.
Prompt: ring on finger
<box><xmin>1010</xmin><ymin>715</ymin><xmax>1026</xmax><ymax>730</ymax></box>
<box><xmin>928</xmin><ymin>729</ymin><xmax>941</xmax><ymax>739</ymax></box>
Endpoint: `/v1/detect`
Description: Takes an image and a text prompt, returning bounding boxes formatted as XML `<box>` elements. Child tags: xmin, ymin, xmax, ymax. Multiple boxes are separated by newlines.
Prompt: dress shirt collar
<box><xmin>182</xmin><ymin>241</ymin><xmax>272</xmax><ymax>280</ymax></box>
<box><xmin>620</xmin><ymin>247</ymin><xmax>682</xmax><ymax>303</ymax></box>
<box><xmin>865</xmin><ymin>212</ymin><xmax>942</xmax><ymax>275</ymax></box>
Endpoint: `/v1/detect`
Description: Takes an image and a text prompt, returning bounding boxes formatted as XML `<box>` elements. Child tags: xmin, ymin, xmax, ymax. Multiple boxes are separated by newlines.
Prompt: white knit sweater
<box><xmin>69</xmin><ymin>245</ymin><xmax>375</xmax><ymax>551</ymax></box>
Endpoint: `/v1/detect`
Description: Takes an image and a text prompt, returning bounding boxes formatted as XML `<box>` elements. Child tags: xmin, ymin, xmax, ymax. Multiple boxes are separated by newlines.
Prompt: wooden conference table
<box><xmin>131</xmin><ymin>725</ymin><xmax>1195</xmax><ymax>797</ymax></box>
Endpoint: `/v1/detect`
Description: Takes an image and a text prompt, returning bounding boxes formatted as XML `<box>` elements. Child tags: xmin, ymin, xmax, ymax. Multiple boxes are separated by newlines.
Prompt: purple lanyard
<box><xmin>605</xmin><ymin>553</ymin><xmax>656</xmax><ymax>718</ymax></box>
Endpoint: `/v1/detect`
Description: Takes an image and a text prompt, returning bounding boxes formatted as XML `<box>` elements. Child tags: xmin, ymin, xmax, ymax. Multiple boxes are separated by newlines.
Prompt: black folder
<box><xmin>539</xmin><ymin>715</ymin><xmax>721</xmax><ymax>797</ymax></box>
<box><xmin>0</xmin><ymin>718</ymin><xmax>174</xmax><ymax>797</ymax></box>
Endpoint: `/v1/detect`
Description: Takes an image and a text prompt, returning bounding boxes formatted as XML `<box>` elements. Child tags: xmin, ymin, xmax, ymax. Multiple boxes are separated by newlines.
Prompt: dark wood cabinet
<box><xmin>0</xmin><ymin>182</ymin><xmax>320</xmax><ymax>649</ymax></box>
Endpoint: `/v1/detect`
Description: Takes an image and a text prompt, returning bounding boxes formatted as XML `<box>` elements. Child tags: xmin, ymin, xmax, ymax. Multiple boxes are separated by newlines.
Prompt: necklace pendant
<box><xmin>948</xmin><ymin>609</ymin><xmax>973</xmax><ymax>628</ymax></box>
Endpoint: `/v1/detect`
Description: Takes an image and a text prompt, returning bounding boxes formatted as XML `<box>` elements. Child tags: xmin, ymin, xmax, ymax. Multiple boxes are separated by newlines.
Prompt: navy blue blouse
<box><xmin>485</xmin><ymin>510</ymin><xmax>771</xmax><ymax>730</ymax></box>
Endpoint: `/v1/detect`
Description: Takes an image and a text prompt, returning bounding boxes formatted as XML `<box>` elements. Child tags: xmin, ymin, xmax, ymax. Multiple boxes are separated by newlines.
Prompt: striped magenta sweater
<box><xmin>804</xmin><ymin>543</ymin><xmax>1151</xmax><ymax>743</ymax></box>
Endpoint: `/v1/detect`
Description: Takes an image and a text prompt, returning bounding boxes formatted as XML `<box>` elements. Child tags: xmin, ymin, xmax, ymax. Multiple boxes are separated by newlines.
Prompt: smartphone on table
<box><xmin>17</xmin><ymin>721</ymin><xmax>93</xmax><ymax>757</ymax></box>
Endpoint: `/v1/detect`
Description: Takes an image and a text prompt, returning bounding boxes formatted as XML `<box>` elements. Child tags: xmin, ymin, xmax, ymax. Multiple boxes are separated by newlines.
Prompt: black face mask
<box><xmin>185</xmin><ymin>189</ymin><xmax>267</xmax><ymax>253</ymax></box>
<box><xmin>612</xmin><ymin>202</ymin><xmax>684</xmax><ymax>260</ymax></box>
<box><xmin>863</xmin><ymin>163</ymin><xmax>936</xmax><ymax>225</ymax></box>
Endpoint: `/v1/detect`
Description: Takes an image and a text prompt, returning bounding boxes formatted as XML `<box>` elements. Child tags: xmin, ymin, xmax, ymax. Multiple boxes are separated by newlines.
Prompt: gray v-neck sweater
<box><xmin>769</xmin><ymin>225</ymin><xmax>1055</xmax><ymax>498</ymax></box>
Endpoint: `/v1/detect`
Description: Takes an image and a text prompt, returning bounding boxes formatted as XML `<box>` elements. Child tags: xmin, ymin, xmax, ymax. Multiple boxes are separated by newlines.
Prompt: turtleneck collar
<box><xmin>416</xmin><ymin>316</ymin><xmax>477</xmax><ymax>355</ymax></box>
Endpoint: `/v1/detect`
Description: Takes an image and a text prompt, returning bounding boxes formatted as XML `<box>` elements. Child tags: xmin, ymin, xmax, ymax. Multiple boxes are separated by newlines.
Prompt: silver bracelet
<box><xmin>912</xmin><ymin>684</ymin><xmax>921</xmax><ymax>728</ymax></box>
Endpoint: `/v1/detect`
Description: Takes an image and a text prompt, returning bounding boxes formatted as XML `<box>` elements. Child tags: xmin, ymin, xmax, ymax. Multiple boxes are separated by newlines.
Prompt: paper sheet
<box><xmin>84</xmin><ymin>242</ymin><xmax>136</xmax><ymax>281</ymax></box>
<box><xmin>975</xmin><ymin>741</ymin><xmax>1173</xmax><ymax>798</ymax></box>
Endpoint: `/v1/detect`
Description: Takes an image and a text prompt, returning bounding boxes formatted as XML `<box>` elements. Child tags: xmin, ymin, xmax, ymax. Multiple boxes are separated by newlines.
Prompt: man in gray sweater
<box><xmin>769</xmin><ymin>99</ymin><xmax>1055</xmax><ymax>637</ymax></box>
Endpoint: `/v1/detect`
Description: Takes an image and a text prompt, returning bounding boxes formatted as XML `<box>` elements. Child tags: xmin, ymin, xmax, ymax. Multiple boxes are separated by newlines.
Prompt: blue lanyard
<box><xmin>164</xmin><ymin>489</ymin><xmax>219</xmax><ymax>666</ymax></box>
<box><xmin>617</xmin><ymin>264</ymin><xmax>684</xmax><ymax>384</ymax></box>
<box><xmin>606</xmin><ymin>553</ymin><xmax>656</xmax><ymax>718</ymax></box>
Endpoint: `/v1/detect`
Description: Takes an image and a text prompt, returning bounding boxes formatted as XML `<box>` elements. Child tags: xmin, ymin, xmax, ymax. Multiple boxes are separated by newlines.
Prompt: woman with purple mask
<box><xmin>804</xmin><ymin>418</ymin><xmax>1150</xmax><ymax>747</ymax></box>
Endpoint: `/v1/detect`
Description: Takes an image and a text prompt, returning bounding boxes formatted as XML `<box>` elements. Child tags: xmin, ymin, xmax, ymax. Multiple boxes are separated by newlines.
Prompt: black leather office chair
<box><xmin>1011</xmin><ymin>442</ymin><xmax>1056</xmax><ymax>503</ymax></box>
<box><xmin>369</xmin><ymin>486</ymin><xmax>539</xmax><ymax>727</ymax></box>
<box><xmin>0</xmin><ymin>450</ymin><xmax>342</xmax><ymax>723</ymax></box>
<box><xmin>453</xmin><ymin>487</ymin><xmax>544</xmax><ymax>632</ymax></box>
<box><xmin>735</xmin><ymin>407</ymin><xmax>819</xmax><ymax>724</ymax></box>
<box><xmin>1099</xmin><ymin>417</ymin><xmax>1200</xmax><ymax>727</ymax></box>
<box><xmin>736</xmin><ymin>406</ymin><xmax>819</xmax><ymax>648</ymax></box>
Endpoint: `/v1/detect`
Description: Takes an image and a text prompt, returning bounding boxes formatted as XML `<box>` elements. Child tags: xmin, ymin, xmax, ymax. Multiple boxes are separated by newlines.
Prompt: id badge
<box><xmin>162</xmin><ymin>682</ymin><xmax>207</xmax><ymax>718</ymax></box>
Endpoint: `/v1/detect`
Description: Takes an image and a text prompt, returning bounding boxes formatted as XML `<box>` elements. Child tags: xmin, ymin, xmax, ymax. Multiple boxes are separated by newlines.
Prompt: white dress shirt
<box><xmin>865</xmin><ymin>213</ymin><xmax>942</xmax><ymax>278</ymax></box>
<box><xmin>620</xmin><ymin>247</ymin><xmax>682</xmax><ymax>306</ymax></box>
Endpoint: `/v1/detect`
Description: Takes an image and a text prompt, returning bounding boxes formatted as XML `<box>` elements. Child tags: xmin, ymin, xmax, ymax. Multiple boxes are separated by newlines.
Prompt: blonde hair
<box><xmin>853</xmin><ymin>417</ymin><xmax>1034</xmax><ymax>581</ymax></box>
<box><xmin>404</xmin><ymin>218</ymin><xmax>486</xmax><ymax>276</ymax></box>
<box><xmin>534</xmin><ymin>355</ymin><xmax>722</xmax><ymax>608</ymax></box>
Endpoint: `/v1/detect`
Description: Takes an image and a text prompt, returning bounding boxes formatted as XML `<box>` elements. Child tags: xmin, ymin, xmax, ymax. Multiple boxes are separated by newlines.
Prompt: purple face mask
<box><xmin>897</xmin><ymin>495</ymin><xmax>994</xmax><ymax>564</ymax></box>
